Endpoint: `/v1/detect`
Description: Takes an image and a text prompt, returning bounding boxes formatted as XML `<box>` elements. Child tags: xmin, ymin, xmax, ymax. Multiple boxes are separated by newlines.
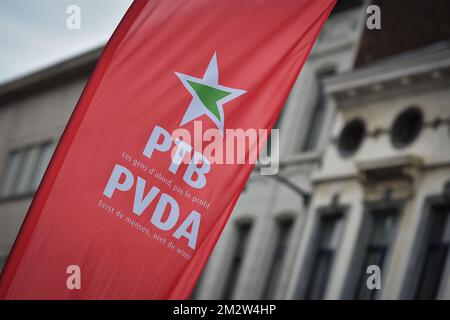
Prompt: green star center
<box><xmin>187</xmin><ymin>80</ymin><xmax>232</xmax><ymax>121</ymax></box>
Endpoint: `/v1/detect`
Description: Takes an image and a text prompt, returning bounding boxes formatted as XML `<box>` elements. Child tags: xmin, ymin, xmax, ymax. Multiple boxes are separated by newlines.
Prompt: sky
<box><xmin>0</xmin><ymin>0</ymin><xmax>133</xmax><ymax>85</ymax></box>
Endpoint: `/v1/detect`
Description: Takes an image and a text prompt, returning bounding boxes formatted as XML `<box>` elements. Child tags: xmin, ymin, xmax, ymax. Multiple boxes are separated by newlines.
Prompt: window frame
<box><xmin>350</xmin><ymin>203</ymin><xmax>403</xmax><ymax>300</ymax></box>
<box><xmin>221</xmin><ymin>219</ymin><xmax>253</xmax><ymax>300</ymax></box>
<box><xmin>261</xmin><ymin>215</ymin><xmax>295</xmax><ymax>300</ymax></box>
<box><xmin>296</xmin><ymin>204</ymin><xmax>348</xmax><ymax>299</ymax></box>
<box><xmin>0</xmin><ymin>140</ymin><xmax>55</xmax><ymax>201</ymax></box>
<box><xmin>0</xmin><ymin>149</ymin><xmax>22</xmax><ymax>198</ymax></box>
<box><xmin>403</xmin><ymin>192</ymin><xmax>450</xmax><ymax>300</ymax></box>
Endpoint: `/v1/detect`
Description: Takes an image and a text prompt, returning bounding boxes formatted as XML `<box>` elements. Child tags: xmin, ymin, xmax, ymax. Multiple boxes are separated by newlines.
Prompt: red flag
<box><xmin>0</xmin><ymin>0</ymin><xmax>335</xmax><ymax>299</ymax></box>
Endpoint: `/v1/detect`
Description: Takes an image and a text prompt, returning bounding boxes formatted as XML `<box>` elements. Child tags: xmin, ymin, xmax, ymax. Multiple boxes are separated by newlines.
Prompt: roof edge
<box><xmin>0</xmin><ymin>46</ymin><xmax>103</xmax><ymax>100</ymax></box>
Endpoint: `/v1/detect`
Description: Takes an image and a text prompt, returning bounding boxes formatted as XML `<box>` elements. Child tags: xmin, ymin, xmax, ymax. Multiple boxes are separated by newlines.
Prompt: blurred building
<box><xmin>298</xmin><ymin>42</ymin><xmax>450</xmax><ymax>300</ymax></box>
<box><xmin>0</xmin><ymin>49</ymin><xmax>99</xmax><ymax>268</ymax></box>
<box><xmin>0</xmin><ymin>0</ymin><xmax>449</xmax><ymax>299</ymax></box>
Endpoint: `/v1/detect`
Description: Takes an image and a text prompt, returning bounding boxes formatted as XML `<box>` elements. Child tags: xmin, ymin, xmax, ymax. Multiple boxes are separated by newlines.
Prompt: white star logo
<box><xmin>175</xmin><ymin>52</ymin><xmax>246</xmax><ymax>135</ymax></box>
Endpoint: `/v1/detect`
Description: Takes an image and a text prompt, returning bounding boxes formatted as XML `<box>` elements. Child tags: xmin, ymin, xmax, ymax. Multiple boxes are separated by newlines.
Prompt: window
<box><xmin>0</xmin><ymin>141</ymin><xmax>56</xmax><ymax>199</ymax></box>
<box><xmin>221</xmin><ymin>221</ymin><xmax>253</xmax><ymax>299</ymax></box>
<box><xmin>353</xmin><ymin>208</ymin><xmax>399</xmax><ymax>300</ymax></box>
<box><xmin>30</xmin><ymin>142</ymin><xmax>55</xmax><ymax>191</ymax></box>
<box><xmin>305</xmin><ymin>213</ymin><xmax>344</xmax><ymax>299</ymax></box>
<box><xmin>415</xmin><ymin>204</ymin><xmax>450</xmax><ymax>299</ymax></box>
<box><xmin>301</xmin><ymin>69</ymin><xmax>336</xmax><ymax>152</ymax></box>
<box><xmin>0</xmin><ymin>151</ymin><xmax>21</xmax><ymax>198</ymax></box>
<box><xmin>391</xmin><ymin>107</ymin><xmax>423</xmax><ymax>149</ymax></box>
<box><xmin>261</xmin><ymin>217</ymin><xmax>294</xmax><ymax>299</ymax></box>
<box><xmin>15</xmin><ymin>146</ymin><xmax>40</xmax><ymax>194</ymax></box>
<box><xmin>337</xmin><ymin>118</ymin><xmax>366</xmax><ymax>157</ymax></box>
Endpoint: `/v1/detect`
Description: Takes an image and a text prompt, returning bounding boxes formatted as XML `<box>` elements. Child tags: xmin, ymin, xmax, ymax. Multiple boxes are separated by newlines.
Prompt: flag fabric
<box><xmin>0</xmin><ymin>0</ymin><xmax>336</xmax><ymax>299</ymax></box>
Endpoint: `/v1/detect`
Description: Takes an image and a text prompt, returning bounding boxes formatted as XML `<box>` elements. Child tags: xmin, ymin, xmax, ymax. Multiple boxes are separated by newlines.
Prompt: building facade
<box><xmin>292</xmin><ymin>42</ymin><xmax>450</xmax><ymax>300</ymax></box>
<box><xmin>194</xmin><ymin>2</ymin><xmax>367</xmax><ymax>299</ymax></box>
<box><xmin>0</xmin><ymin>49</ymin><xmax>99</xmax><ymax>269</ymax></box>
<box><xmin>1</xmin><ymin>1</ymin><xmax>449</xmax><ymax>300</ymax></box>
